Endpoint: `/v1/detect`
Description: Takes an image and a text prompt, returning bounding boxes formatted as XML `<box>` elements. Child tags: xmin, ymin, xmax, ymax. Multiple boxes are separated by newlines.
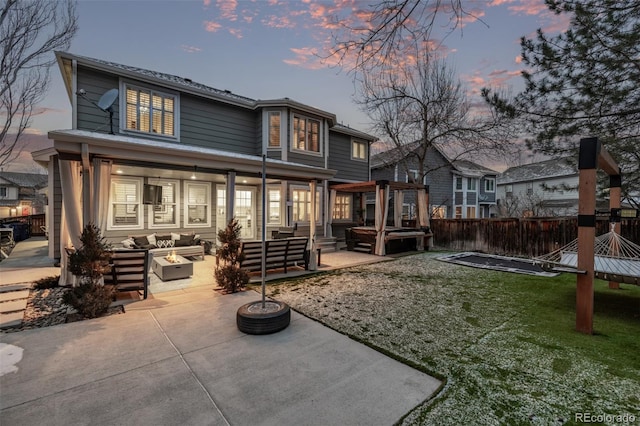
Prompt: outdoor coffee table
<box><xmin>151</xmin><ymin>255</ymin><xmax>193</xmax><ymax>281</ymax></box>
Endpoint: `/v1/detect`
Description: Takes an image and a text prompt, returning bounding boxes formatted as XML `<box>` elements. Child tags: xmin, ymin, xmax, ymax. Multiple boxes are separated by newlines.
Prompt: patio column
<box><xmin>608</xmin><ymin>174</ymin><xmax>622</xmax><ymax>289</ymax></box>
<box><xmin>374</xmin><ymin>181</ymin><xmax>389</xmax><ymax>256</ymax></box>
<box><xmin>81</xmin><ymin>143</ymin><xmax>91</xmax><ymax>227</ymax></box>
<box><xmin>59</xmin><ymin>159</ymin><xmax>83</xmax><ymax>286</ymax></box>
<box><xmin>417</xmin><ymin>187</ymin><xmax>430</xmax><ymax>229</ymax></box>
<box><xmin>309</xmin><ymin>180</ymin><xmax>318</xmax><ymax>270</ymax></box>
<box><xmin>394</xmin><ymin>190</ymin><xmax>403</xmax><ymax>228</ymax></box>
<box><xmin>327</xmin><ymin>188</ymin><xmax>336</xmax><ymax>238</ymax></box>
<box><xmin>226</xmin><ymin>171</ymin><xmax>236</xmax><ymax>224</ymax></box>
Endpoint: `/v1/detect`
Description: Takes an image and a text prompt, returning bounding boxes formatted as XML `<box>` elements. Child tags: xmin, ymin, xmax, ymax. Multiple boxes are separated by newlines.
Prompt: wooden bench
<box><xmin>240</xmin><ymin>237</ymin><xmax>309</xmax><ymax>273</ymax></box>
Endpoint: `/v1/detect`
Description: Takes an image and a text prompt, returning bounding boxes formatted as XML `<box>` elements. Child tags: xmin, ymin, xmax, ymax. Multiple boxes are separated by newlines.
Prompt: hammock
<box><xmin>533</xmin><ymin>224</ymin><xmax>640</xmax><ymax>285</ymax></box>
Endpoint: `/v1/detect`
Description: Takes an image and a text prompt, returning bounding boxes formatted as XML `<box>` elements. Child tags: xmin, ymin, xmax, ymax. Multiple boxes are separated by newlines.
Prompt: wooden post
<box><xmin>608</xmin><ymin>174</ymin><xmax>622</xmax><ymax>289</ymax></box>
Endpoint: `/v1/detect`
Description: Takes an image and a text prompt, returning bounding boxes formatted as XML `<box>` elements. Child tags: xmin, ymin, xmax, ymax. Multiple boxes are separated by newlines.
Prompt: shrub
<box><xmin>34</xmin><ymin>275</ymin><xmax>60</xmax><ymax>289</ymax></box>
<box><xmin>215</xmin><ymin>218</ymin><xmax>249</xmax><ymax>293</ymax></box>
<box><xmin>62</xmin><ymin>283</ymin><xmax>116</xmax><ymax>318</ymax></box>
<box><xmin>64</xmin><ymin>223</ymin><xmax>114</xmax><ymax>318</ymax></box>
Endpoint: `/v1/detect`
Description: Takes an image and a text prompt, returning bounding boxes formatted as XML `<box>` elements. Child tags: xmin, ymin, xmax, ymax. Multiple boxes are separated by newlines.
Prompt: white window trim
<box><xmin>148</xmin><ymin>179</ymin><xmax>180</xmax><ymax>229</ymax></box>
<box><xmin>267</xmin><ymin>185</ymin><xmax>283</xmax><ymax>226</ymax></box>
<box><xmin>184</xmin><ymin>181</ymin><xmax>211</xmax><ymax>228</ymax></box>
<box><xmin>290</xmin><ymin>113</ymin><xmax>323</xmax><ymax>157</ymax></box>
<box><xmin>351</xmin><ymin>139</ymin><xmax>367</xmax><ymax>162</ymax></box>
<box><xmin>467</xmin><ymin>177</ymin><xmax>478</xmax><ymax>192</ymax></box>
<box><xmin>290</xmin><ymin>185</ymin><xmax>322</xmax><ymax>224</ymax></box>
<box><xmin>107</xmin><ymin>176</ymin><xmax>144</xmax><ymax>231</ymax></box>
<box><xmin>484</xmin><ymin>177</ymin><xmax>495</xmax><ymax>193</ymax></box>
<box><xmin>263</xmin><ymin>110</ymin><xmax>286</xmax><ymax>152</ymax></box>
<box><xmin>332</xmin><ymin>193</ymin><xmax>353</xmax><ymax>222</ymax></box>
<box><xmin>119</xmin><ymin>79</ymin><xmax>180</xmax><ymax>140</ymax></box>
<box><xmin>406</xmin><ymin>169</ymin><xmax>419</xmax><ymax>183</ymax></box>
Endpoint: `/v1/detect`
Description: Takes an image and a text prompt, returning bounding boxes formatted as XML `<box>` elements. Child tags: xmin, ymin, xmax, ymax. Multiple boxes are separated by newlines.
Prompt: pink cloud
<box><xmin>228</xmin><ymin>28</ymin><xmax>243</xmax><ymax>39</ymax></box>
<box><xmin>181</xmin><ymin>45</ymin><xmax>202</xmax><ymax>53</ymax></box>
<box><xmin>202</xmin><ymin>0</ymin><xmax>211</xmax><ymax>7</ymax></box>
<box><xmin>515</xmin><ymin>55</ymin><xmax>522</xmax><ymax>64</ymax></box>
<box><xmin>216</xmin><ymin>0</ymin><xmax>237</xmax><ymax>21</ymax></box>
<box><xmin>507</xmin><ymin>0</ymin><xmax>548</xmax><ymax>16</ymax></box>
<box><xmin>204</xmin><ymin>21</ymin><xmax>222</xmax><ymax>32</ymax></box>
<box><xmin>262</xmin><ymin>14</ymin><xmax>296</xmax><ymax>29</ymax></box>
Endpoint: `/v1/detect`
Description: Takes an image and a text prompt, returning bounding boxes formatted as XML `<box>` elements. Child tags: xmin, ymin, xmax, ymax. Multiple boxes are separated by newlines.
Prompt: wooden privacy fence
<box><xmin>0</xmin><ymin>214</ymin><xmax>46</xmax><ymax>238</ymax></box>
<box><xmin>430</xmin><ymin>217</ymin><xmax>640</xmax><ymax>258</ymax></box>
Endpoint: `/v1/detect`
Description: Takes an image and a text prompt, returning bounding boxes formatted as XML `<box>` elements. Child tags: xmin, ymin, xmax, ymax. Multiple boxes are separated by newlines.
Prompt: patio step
<box><xmin>353</xmin><ymin>242</ymin><xmax>373</xmax><ymax>254</ymax></box>
<box><xmin>316</xmin><ymin>237</ymin><xmax>337</xmax><ymax>253</ymax></box>
<box><xmin>0</xmin><ymin>283</ymin><xmax>30</xmax><ymax>329</ymax></box>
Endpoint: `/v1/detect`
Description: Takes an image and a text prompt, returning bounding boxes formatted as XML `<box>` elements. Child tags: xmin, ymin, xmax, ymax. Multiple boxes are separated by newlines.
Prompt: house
<box><xmin>370</xmin><ymin>142</ymin><xmax>498</xmax><ymax>219</ymax></box>
<box><xmin>31</xmin><ymin>52</ymin><xmax>377</xmax><ymax>278</ymax></box>
<box><xmin>0</xmin><ymin>171</ymin><xmax>48</xmax><ymax>218</ymax></box>
<box><xmin>496</xmin><ymin>157</ymin><xmax>579</xmax><ymax>217</ymax></box>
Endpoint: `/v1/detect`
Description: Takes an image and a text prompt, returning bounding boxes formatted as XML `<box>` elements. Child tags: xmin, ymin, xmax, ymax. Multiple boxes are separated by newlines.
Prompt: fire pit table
<box><xmin>151</xmin><ymin>254</ymin><xmax>193</xmax><ymax>281</ymax></box>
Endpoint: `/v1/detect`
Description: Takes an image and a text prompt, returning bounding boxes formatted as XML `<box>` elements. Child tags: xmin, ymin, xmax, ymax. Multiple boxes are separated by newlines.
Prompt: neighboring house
<box><xmin>496</xmin><ymin>157</ymin><xmax>579</xmax><ymax>217</ymax></box>
<box><xmin>32</xmin><ymin>52</ymin><xmax>376</xmax><ymax>268</ymax></box>
<box><xmin>0</xmin><ymin>171</ymin><xmax>48</xmax><ymax>218</ymax></box>
<box><xmin>370</xmin><ymin>142</ymin><xmax>498</xmax><ymax>219</ymax></box>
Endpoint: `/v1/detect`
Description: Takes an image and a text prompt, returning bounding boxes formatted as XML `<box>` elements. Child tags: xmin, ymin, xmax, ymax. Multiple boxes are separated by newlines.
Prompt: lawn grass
<box><xmin>265</xmin><ymin>252</ymin><xmax>640</xmax><ymax>425</ymax></box>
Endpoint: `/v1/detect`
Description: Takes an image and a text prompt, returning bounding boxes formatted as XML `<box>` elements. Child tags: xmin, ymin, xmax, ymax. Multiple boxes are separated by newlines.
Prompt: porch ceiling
<box><xmin>46</xmin><ymin>130</ymin><xmax>337</xmax><ymax>182</ymax></box>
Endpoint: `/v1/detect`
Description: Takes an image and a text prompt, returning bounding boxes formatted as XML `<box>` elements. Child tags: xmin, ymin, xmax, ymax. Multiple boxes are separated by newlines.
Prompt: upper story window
<box><xmin>484</xmin><ymin>177</ymin><xmax>495</xmax><ymax>193</ymax></box>
<box><xmin>0</xmin><ymin>187</ymin><xmax>7</xmax><ymax>197</ymax></box>
<box><xmin>352</xmin><ymin>140</ymin><xmax>367</xmax><ymax>161</ymax></box>
<box><xmin>293</xmin><ymin>115</ymin><xmax>320</xmax><ymax>153</ymax></box>
<box><xmin>269</xmin><ymin>112</ymin><xmax>281</xmax><ymax>148</ymax></box>
<box><xmin>467</xmin><ymin>178</ymin><xmax>477</xmax><ymax>191</ymax></box>
<box><xmin>108</xmin><ymin>177</ymin><xmax>143</xmax><ymax>230</ymax></box>
<box><xmin>406</xmin><ymin>169</ymin><xmax>419</xmax><ymax>183</ymax></box>
<box><xmin>123</xmin><ymin>83</ymin><xmax>178</xmax><ymax>138</ymax></box>
<box><xmin>455</xmin><ymin>176</ymin><xmax>463</xmax><ymax>191</ymax></box>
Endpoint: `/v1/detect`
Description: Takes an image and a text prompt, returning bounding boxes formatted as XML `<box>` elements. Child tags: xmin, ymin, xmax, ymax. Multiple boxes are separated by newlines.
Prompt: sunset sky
<box><xmin>16</xmin><ymin>0</ymin><xmax>569</xmax><ymax>171</ymax></box>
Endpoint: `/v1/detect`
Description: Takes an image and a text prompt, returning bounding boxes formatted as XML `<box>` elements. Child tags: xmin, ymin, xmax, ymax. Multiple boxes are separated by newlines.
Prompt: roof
<box><xmin>451</xmin><ymin>160</ymin><xmax>497</xmax><ymax>177</ymax></box>
<box><xmin>0</xmin><ymin>172</ymin><xmax>48</xmax><ymax>189</ymax></box>
<box><xmin>43</xmin><ymin>129</ymin><xmax>337</xmax><ymax>182</ymax></box>
<box><xmin>371</xmin><ymin>141</ymin><xmax>497</xmax><ymax>176</ymax></box>
<box><xmin>498</xmin><ymin>157</ymin><xmax>577</xmax><ymax>184</ymax></box>
<box><xmin>57</xmin><ymin>52</ymin><xmax>348</xmax><ymax>128</ymax></box>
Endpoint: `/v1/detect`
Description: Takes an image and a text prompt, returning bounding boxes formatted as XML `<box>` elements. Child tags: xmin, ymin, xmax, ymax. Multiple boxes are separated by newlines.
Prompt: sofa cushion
<box><xmin>133</xmin><ymin>236</ymin><xmax>149</xmax><ymax>248</ymax></box>
<box><xmin>155</xmin><ymin>234</ymin><xmax>174</xmax><ymax>248</ymax></box>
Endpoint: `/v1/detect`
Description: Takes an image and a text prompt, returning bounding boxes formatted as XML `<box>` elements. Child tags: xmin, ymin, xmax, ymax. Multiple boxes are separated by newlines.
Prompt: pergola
<box><xmin>329</xmin><ymin>180</ymin><xmax>430</xmax><ymax>255</ymax></box>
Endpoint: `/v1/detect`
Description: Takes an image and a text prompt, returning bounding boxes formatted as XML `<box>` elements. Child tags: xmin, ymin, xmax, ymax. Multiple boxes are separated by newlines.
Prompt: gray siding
<box><xmin>328</xmin><ymin>132</ymin><xmax>368</xmax><ymax>182</ymax></box>
<box><xmin>180</xmin><ymin>94</ymin><xmax>257</xmax><ymax>154</ymax></box>
<box><xmin>77</xmin><ymin>68</ymin><xmax>121</xmax><ymax>134</ymax></box>
<box><xmin>52</xmin><ymin>157</ymin><xmax>62</xmax><ymax>259</ymax></box>
<box><xmin>479</xmin><ymin>176</ymin><xmax>497</xmax><ymax>203</ymax></box>
<box><xmin>288</xmin><ymin>151</ymin><xmax>324</xmax><ymax>168</ymax></box>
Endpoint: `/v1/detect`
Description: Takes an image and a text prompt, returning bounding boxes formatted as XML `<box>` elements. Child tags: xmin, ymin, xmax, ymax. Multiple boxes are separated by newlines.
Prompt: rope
<box><xmin>533</xmin><ymin>223</ymin><xmax>640</xmax><ymax>285</ymax></box>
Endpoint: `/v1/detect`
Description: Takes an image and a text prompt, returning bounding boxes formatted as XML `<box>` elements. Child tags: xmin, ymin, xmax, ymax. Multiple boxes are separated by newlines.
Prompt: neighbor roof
<box><xmin>498</xmin><ymin>157</ymin><xmax>576</xmax><ymax>184</ymax></box>
<box><xmin>0</xmin><ymin>172</ymin><xmax>48</xmax><ymax>189</ymax></box>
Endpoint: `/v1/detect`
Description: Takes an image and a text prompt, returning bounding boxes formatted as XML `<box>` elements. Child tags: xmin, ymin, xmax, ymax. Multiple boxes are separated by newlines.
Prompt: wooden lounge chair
<box><xmin>104</xmin><ymin>249</ymin><xmax>149</xmax><ymax>299</ymax></box>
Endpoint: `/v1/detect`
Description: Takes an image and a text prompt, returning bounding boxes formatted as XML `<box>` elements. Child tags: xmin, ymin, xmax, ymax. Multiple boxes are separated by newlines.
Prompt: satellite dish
<box><xmin>97</xmin><ymin>88</ymin><xmax>118</xmax><ymax>112</ymax></box>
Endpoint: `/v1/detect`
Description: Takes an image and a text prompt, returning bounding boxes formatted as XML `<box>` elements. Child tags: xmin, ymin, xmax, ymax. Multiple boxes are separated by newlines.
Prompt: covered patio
<box><xmin>329</xmin><ymin>180</ymin><xmax>432</xmax><ymax>256</ymax></box>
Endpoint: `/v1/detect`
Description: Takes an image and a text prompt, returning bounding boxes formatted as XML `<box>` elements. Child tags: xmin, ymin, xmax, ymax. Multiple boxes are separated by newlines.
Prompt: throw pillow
<box><xmin>174</xmin><ymin>238</ymin><xmax>191</xmax><ymax>247</ymax></box>
<box><xmin>121</xmin><ymin>238</ymin><xmax>135</xmax><ymax>249</ymax></box>
<box><xmin>132</xmin><ymin>236</ymin><xmax>149</xmax><ymax>248</ymax></box>
<box><xmin>180</xmin><ymin>233</ymin><xmax>195</xmax><ymax>246</ymax></box>
<box><xmin>156</xmin><ymin>239</ymin><xmax>174</xmax><ymax>248</ymax></box>
<box><xmin>171</xmin><ymin>232</ymin><xmax>181</xmax><ymax>242</ymax></box>
<box><xmin>147</xmin><ymin>233</ymin><xmax>157</xmax><ymax>246</ymax></box>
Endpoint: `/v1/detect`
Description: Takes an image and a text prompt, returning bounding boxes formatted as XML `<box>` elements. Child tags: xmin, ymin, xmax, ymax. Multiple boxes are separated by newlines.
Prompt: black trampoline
<box><xmin>437</xmin><ymin>252</ymin><xmax>560</xmax><ymax>277</ymax></box>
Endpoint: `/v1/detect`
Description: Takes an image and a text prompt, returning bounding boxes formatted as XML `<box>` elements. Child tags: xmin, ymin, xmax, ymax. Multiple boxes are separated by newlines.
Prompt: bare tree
<box><xmin>327</xmin><ymin>0</ymin><xmax>472</xmax><ymax>76</ymax></box>
<box><xmin>360</xmin><ymin>50</ymin><xmax>515</xmax><ymax>184</ymax></box>
<box><xmin>0</xmin><ymin>0</ymin><xmax>77</xmax><ymax>167</ymax></box>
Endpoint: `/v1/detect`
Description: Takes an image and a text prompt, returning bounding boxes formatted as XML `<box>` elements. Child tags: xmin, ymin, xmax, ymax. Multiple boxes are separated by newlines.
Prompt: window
<box><xmin>466</xmin><ymin>206</ymin><xmax>477</xmax><ymax>218</ymax></box>
<box><xmin>332</xmin><ymin>194</ymin><xmax>352</xmax><ymax>221</ymax></box>
<box><xmin>124</xmin><ymin>83</ymin><xmax>177</xmax><ymax>138</ymax></box>
<box><xmin>184</xmin><ymin>182</ymin><xmax>211</xmax><ymax>227</ymax></box>
<box><xmin>292</xmin><ymin>188</ymin><xmax>320</xmax><ymax>222</ymax></box>
<box><xmin>109</xmin><ymin>177</ymin><xmax>143</xmax><ymax>230</ymax></box>
<box><xmin>268</xmin><ymin>187</ymin><xmax>281</xmax><ymax>224</ymax></box>
<box><xmin>467</xmin><ymin>178</ymin><xmax>477</xmax><ymax>191</ymax></box>
<box><xmin>268</xmin><ymin>112</ymin><xmax>281</xmax><ymax>148</ymax></box>
<box><xmin>149</xmin><ymin>180</ymin><xmax>179</xmax><ymax>228</ymax></box>
<box><xmin>0</xmin><ymin>187</ymin><xmax>6</xmax><ymax>197</ymax></box>
<box><xmin>484</xmin><ymin>178</ymin><xmax>495</xmax><ymax>192</ymax></box>
<box><xmin>351</xmin><ymin>140</ymin><xmax>367</xmax><ymax>161</ymax></box>
<box><xmin>431</xmin><ymin>206</ymin><xmax>446</xmax><ymax>219</ymax></box>
<box><xmin>406</xmin><ymin>169</ymin><xmax>419</xmax><ymax>183</ymax></box>
<box><xmin>455</xmin><ymin>177</ymin><xmax>463</xmax><ymax>190</ymax></box>
<box><xmin>506</xmin><ymin>184</ymin><xmax>513</xmax><ymax>199</ymax></box>
<box><xmin>455</xmin><ymin>206</ymin><xmax>462</xmax><ymax>219</ymax></box>
<box><xmin>293</xmin><ymin>115</ymin><xmax>320</xmax><ymax>153</ymax></box>
<box><xmin>526</xmin><ymin>182</ymin><xmax>534</xmax><ymax>195</ymax></box>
